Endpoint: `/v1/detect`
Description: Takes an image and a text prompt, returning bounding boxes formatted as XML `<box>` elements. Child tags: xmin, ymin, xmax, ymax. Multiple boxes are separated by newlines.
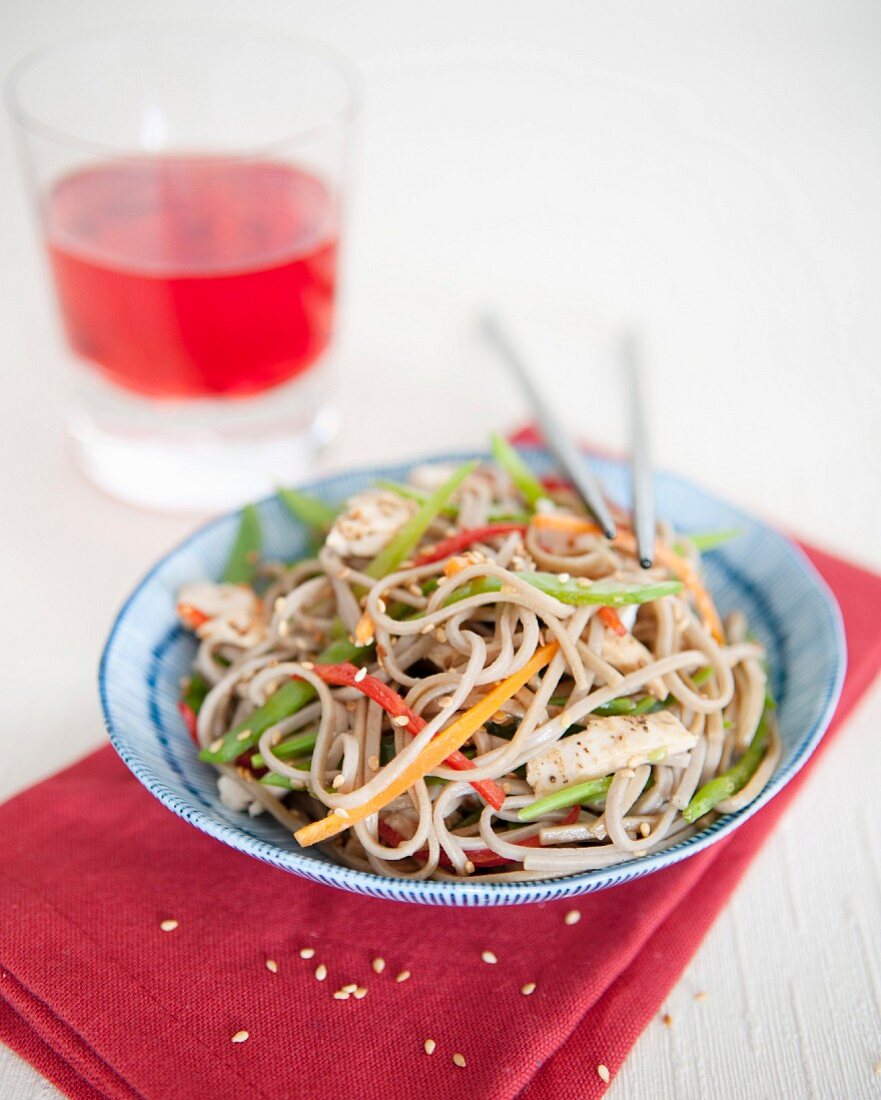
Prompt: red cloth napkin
<box><xmin>2</xmin><ymin>545</ymin><xmax>880</xmax><ymax>1100</ymax></box>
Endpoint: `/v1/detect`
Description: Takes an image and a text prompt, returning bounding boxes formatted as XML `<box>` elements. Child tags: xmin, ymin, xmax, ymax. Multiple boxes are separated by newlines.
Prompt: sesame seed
<box><xmin>662</xmin><ymin>1013</ymin><xmax>673</xmax><ymax>1026</ymax></box>
<box><xmin>332</xmin><ymin>775</ymin><xmax>345</xmax><ymax>789</ymax></box>
<box><xmin>558</xmin><ymin>573</ymin><xmax>570</xmax><ymax>583</ymax></box>
<box><xmin>597</xmin><ymin>1064</ymin><xmax>610</xmax><ymax>1083</ymax></box>
<box><xmin>159</xmin><ymin>919</ymin><xmax>179</xmax><ymax>932</ymax></box>
<box><xmin>564</xmin><ymin>910</ymin><xmax>581</xmax><ymax>926</ymax></box>
<box><xmin>452</xmin><ymin>1053</ymin><xmax>467</xmax><ymax>1068</ymax></box>
<box><xmin>354</xmin><ymin>986</ymin><xmax>368</xmax><ymax>999</ymax></box>
<box><xmin>341</xmin><ymin>983</ymin><xmax>358</xmax><ymax>993</ymax></box>
<box><xmin>481</xmin><ymin>950</ymin><xmax>498</xmax><ymax>965</ymax></box>
<box><xmin>265</xmin><ymin>959</ymin><xmax>278</xmax><ymax>973</ymax></box>
<box><xmin>333</xmin><ymin>990</ymin><xmax>350</xmax><ymax>1000</ymax></box>
<box><xmin>315</xmin><ymin>964</ymin><xmax>328</xmax><ymax>981</ymax></box>
<box><xmin>639</xmin><ymin>822</ymin><xmax>651</xmax><ymax>837</ymax></box>
<box><xmin>372</xmin><ymin>957</ymin><xmax>386</xmax><ymax>973</ymax></box>
<box><xmin>209</xmin><ymin>738</ymin><xmax>223</xmax><ymax>753</ymax></box>
<box><xmin>423</xmin><ymin>1039</ymin><xmax>436</xmax><ymax>1055</ymax></box>
<box><xmin>278</xmin><ymin>620</ymin><xmax>290</xmax><ymax>636</ymax></box>
<box><xmin>301</xmin><ymin>661</ymin><xmax>314</xmax><ymax>671</ymax></box>
<box><xmin>231</xmin><ymin>1030</ymin><xmax>249</xmax><ymax>1044</ymax></box>
<box><xmin>273</xmin><ymin>596</ymin><xmax>286</xmax><ymax>613</ymax></box>
<box><xmin>694</xmin><ymin>990</ymin><xmax>708</xmax><ymax>1002</ymax></box>
<box><xmin>376</xmin><ymin>598</ymin><xmax>387</xmax><ymax>614</ymax></box>
<box><xmin>464</xmin><ymin>860</ymin><xmax>476</xmax><ymax>874</ymax></box>
<box><xmin>354</xmin><ymin>666</ymin><xmax>367</xmax><ymax>683</ymax></box>
<box><xmin>434</xmin><ymin>627</ymin><xmax>447</xmax><ymax>643</ymax></box>
<box><xmin>368</xmin><ymin>755</ymin><xmax>380</xmax><ymax>772</ymax></box>
<box><xmin>521</xmin><ymin>982</ymin><xmax>536</xmax><ymax>996</ymax></box>
<box><xmin>393</xmin><ymin>714</ymin><xmax>410</xmax><ymax>727</ymax></box>
<box><xmin>395</xmin><ymin>970</ymin><xmax>411</xmax><ymax>983</ymax></box>
<box><xmin>336</xmin><ymin>807</ymin><xmax>350</xmax><ymax>819</ymax></box>
<box><xmin>236</xmin><ymin>729</ymin><xmax>251</xmax><ymax>742</ymax></box>
<box><xmin>419</xmin><ymin>622</ymin><xmax>434</xmax><ymax>635</ymax></box>
<box><xmin>299</xmin><ymin>947</ymin><xmax>315</xmax><ymax>959</ymax></box>
<box><xmin>577</xmin><ymin>576</ymin><xmax>592</xmax><ymax>587</ymax></box>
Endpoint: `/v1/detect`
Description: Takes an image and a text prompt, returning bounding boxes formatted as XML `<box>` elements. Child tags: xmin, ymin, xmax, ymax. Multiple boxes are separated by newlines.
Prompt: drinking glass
<box><xmin>6</xmin><ymin>24</ymin><xmax>359</xmax><ymax>510</ymax></box>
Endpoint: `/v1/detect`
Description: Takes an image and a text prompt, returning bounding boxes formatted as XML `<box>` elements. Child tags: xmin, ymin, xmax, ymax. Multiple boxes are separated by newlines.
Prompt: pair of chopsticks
<box><xmin>479</xmin><ymin>314</ymin><xmax>655</xmax><ymax>568</ymax></box>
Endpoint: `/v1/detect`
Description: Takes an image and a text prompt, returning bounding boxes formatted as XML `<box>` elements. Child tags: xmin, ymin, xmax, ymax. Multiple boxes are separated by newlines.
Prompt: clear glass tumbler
<box><xmin>6</xmin><ymin>24</ymin><xmax>359</xmax><ymax>510</ymax></box>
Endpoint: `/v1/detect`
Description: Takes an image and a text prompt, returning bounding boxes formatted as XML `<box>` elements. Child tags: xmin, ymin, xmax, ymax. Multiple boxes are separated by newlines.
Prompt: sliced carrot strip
<box><xmin>598</xmin><ymin>606</ymin><xmax>627</xmax><ymax>637</ymax></box>
<box><xmin>293</xmin><ymin>643</ymin><xmax>558</xmax><ymax>847</ymax></box>
<box><xmin>309</xmin><ymin>663</ymin><xmax>505</xmax><ymax>809</ymax></box>
<box><xmin>177</xmin><ymin>603</ymin><xmax>211</xmax><ymax>630</ymax></box>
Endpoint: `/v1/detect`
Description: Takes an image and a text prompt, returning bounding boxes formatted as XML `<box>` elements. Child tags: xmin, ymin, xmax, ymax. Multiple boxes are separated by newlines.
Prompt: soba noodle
<box><xmin>178</xmin><ymin>453</ymin><xmax>778</xmax><ymax>883</ymax></box>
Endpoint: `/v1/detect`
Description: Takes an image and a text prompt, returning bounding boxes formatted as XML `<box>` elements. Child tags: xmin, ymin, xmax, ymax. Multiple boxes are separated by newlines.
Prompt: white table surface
<box><xmin>2</xmin><ymin>2</ymin><xmax>880</xmax><ymax>1097</ymax></box>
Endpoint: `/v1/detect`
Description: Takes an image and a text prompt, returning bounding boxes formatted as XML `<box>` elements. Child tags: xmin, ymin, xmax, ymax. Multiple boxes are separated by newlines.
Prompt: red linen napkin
<box><xmin>2</xmin><ymin>547</ymin><xmax>879</xmax><ymax>1100</ymax></box>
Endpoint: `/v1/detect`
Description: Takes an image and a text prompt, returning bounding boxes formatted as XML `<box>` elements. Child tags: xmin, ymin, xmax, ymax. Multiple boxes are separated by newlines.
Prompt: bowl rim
<box><xmin>99</xmin><ymin>448</ymin><xmax>847</xmax><ymax>906</ymax></box>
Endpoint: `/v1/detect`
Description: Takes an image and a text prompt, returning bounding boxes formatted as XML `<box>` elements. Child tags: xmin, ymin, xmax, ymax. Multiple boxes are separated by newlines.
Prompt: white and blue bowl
<box><xmin>99</xmin><ymin>450</ymin><xmax>846</xmax><ymax>906</ymax></box>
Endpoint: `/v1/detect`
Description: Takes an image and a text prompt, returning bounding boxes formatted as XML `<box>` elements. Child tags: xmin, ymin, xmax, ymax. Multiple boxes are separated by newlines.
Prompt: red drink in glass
<box><xmin>46</xmin><ymin>158</ymin><xmax>338</xmax><ymax>399</ymax></box>
<box><xmin>9</xmin><ymin>24</ymin><xmax>357</xmax><ymax>509</ymax></box>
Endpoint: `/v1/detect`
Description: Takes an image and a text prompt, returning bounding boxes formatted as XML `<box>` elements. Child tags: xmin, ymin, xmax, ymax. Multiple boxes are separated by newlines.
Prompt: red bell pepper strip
<box><xmin>539</xmin><ymin>476</ymin><xmax>573</xmax><ymax>492</ymax></box>
<box><xmin>309</xmin><ymin>663</ymin><xmax>506</xmax><ymax>810</ymax></box>
<box><xmin>413</xmin><ymin>523</ymin><xmax>527</xmax><ymax>566</ymax></box>
<box><xmin>378</xmin><ymin>805</ymin><xmax>580</xmax><ymax>869</ymax></box>
<box><xmin>178</xmin><ymin>701</ymin><xmax>200</xmax><ymax>746</ymax></box>
<box><xmin>598</xmin><ymin>606</ymin><xmax>628</xmax><ymax>636</ymax></box>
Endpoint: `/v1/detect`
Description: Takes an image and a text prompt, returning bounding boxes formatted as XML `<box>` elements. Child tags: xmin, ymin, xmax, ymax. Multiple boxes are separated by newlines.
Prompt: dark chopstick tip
<box><xmin>639</xmin><ymin>557</ymin><xmax>653</xmax><ymax>569</ymax></box>
<box><xmin>603</xmin><ymin>527</ymin><xmax>617</xmax><ymax>541</ymax></box>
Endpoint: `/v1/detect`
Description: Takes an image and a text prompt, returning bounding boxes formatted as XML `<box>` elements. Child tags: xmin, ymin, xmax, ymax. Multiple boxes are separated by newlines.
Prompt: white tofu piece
<box><xmin>325</xmin><ymin>490</ymin><xmax>416</xmax><ymax>559</ymax></box>
<box><xmin>526</xmin><ymin>711</ymin><xmax>698</xmax><ymax>794</ymax></box>
<box><xmin>217</xmin><ymin>774</ymin><xmax>252</xmax><ymax>813</ymax></box>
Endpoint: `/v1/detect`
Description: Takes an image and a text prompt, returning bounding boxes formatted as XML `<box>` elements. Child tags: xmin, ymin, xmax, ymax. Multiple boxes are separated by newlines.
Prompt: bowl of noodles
<box><xmin>99</xmin><ymin>442</ymin><xmax>845</xmax><ymax>905</ymax></box>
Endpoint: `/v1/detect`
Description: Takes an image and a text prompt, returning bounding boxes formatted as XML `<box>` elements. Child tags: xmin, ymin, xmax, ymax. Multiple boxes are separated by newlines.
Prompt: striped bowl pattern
<box><xmin>99</xmin><ymin>450</ymin><xmax>845</xmax><ymax>906</ymax></box>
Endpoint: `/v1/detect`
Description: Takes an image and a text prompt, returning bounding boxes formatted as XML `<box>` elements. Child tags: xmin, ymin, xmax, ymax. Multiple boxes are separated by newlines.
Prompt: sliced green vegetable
<box><xmin>198</xmin><ymin>638</ymin><xmax>372</xmax><ymax>764</ymax></box>
<box><xmin>278</xmin><ymin>487</ymin><xmax>340</xmax><ymax>531</ymax></box>
<box><xmin>445</xmin><ymin>572</ymin><xmax>683</xmax><ymax>608</ymax></box>
<box><xmin>550</xmin><ymin>666</ymin><xmax>713</xmax><ymax>718</ymax></box>
<box><xmin>374</xmin><ymin>479</ymin><xmax>459</xmax><ymax>519</ymax></box>
<box><xmin>676</xmin><ymin>529</ymin><xmax>742</xmax><ymax>554</ymax></box>
<box><xmin>454</xmin><ymin>809</ymin><xmax>484</xmax><ymax>831</ymax></box>
<box><xmin>250</xmin><ymin>729</ymin><xmax>318</xmax><ymax>769</ymax></box>
<box><xmin>518</xmin><ymin>776</ymin><xmax>614</xmax><ymax>822</ymax></box>
<box><xmin>682</xmin><ymin>703</ymin><xmax>773</xmax><ymax>823</ymax></box>
<box><xmin>490</xmin><ymin>432</ymin><xmax>545</xmax><ymax>507</ymax></box>
<box><xmin>258</xmin><ymin>769</ymin><xmax>308</xmax><ymax>788</ymax></box>
<box><xmin>222</xmin><ymin>504</ymin><xmax>262</xmax><ymax>584</ymax></box>
<box><xmin>365</xmin><ymin>461</ymin><xmax>478</xmax><ymax>579</ymax></box>
<box><xmin>181</xmin><ymin>672</ymin><xmax>210</xmax><ymax>715</ymax></box>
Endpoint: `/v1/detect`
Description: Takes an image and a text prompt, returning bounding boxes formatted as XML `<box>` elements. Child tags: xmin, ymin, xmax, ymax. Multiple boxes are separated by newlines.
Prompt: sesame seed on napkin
<box><xmin>1</xmin><ymin>542</ymin><xmax>879</xmax><ymax>1100</ymax></box>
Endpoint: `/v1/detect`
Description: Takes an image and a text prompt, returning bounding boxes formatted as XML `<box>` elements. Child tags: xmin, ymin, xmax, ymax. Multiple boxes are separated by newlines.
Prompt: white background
<box><xmin>2</xmin><ymin>1</ymin><xmax>881</xmax><ymax>1097</ymax></box>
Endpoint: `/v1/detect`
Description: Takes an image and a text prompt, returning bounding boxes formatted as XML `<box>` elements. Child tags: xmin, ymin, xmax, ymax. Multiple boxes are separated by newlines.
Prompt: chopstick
<box><xmin>478</xmin><ymin>313</ymin><xmax>617</xmax><ymax>540</ymax></box>
<box><xmin>621</xmin><ymin>330</ymin><xmax>655</xmax><ymax>568</ymax></box>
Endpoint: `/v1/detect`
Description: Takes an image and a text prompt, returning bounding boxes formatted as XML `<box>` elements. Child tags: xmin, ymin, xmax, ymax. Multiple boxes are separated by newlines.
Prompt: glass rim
<box><xmin>4</xmin><ymin>20</ymin><xmax>362</xmax><ymax>159</ymax></box>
